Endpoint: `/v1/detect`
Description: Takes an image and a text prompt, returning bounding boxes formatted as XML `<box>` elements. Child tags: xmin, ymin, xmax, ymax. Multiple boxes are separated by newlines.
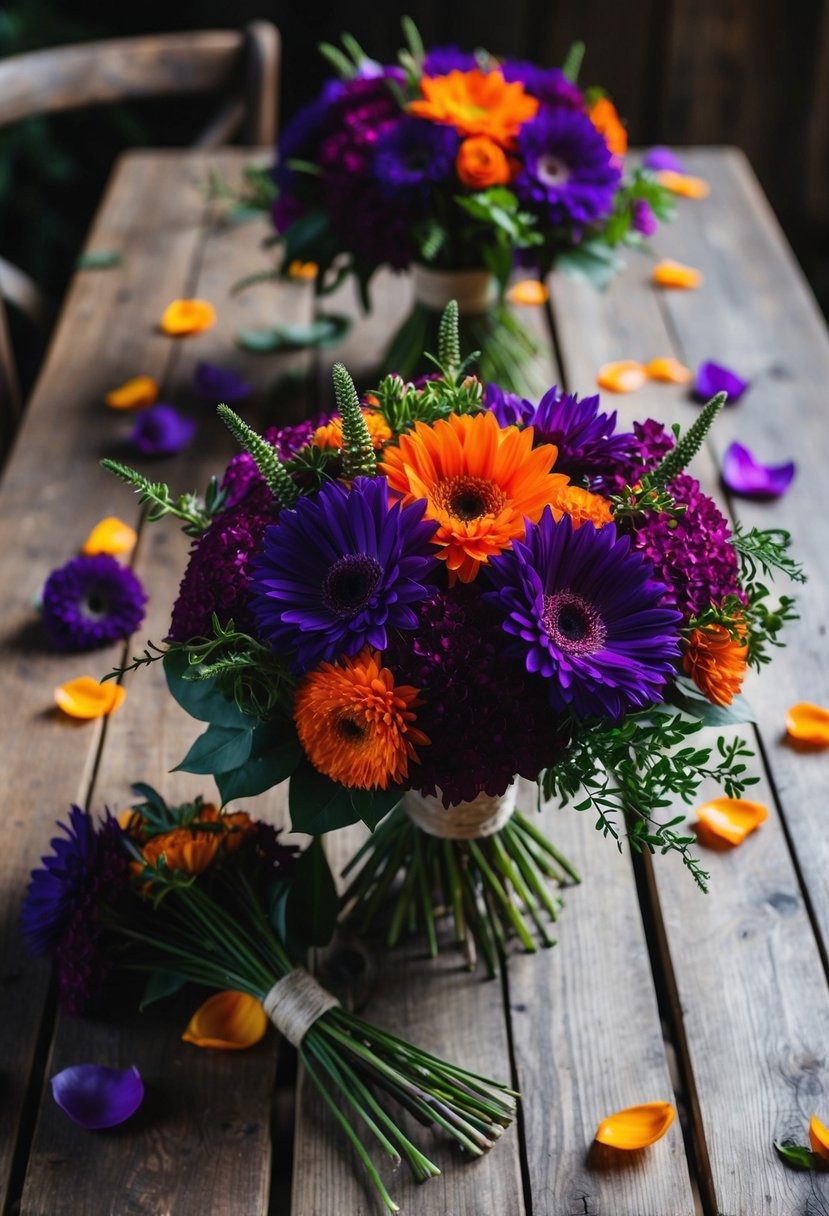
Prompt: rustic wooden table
<box><xmin>2</xmin><ymin>147</ymin><xmax>829</xmax><ymax>1216</ymax></box>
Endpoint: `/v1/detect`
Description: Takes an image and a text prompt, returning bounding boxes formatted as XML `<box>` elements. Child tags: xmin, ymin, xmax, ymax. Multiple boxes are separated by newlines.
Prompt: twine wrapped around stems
<box><xmin>404</xmin><ymin>783</ymin><xmax>518</xmax><ymax>840</ymax></box>
<box><xmin>263</xmin><ymin>968</ymin><xmax>340</xmax><ymax>1047</ymax></box>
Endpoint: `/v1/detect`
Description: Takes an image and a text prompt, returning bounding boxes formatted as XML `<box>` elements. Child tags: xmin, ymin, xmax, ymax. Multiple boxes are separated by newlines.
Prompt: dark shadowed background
<box><xmin>3</xmin><ymin>0</ymin><xmax>829</xmax><ymax>394</ymax></box>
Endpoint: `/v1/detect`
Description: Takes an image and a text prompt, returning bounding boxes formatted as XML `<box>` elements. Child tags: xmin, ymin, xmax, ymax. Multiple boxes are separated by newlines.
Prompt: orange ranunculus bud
<box><xmin>456</xmin><ymin>136</ymin><xmax>511</xmax><ymax>189</ymax></box>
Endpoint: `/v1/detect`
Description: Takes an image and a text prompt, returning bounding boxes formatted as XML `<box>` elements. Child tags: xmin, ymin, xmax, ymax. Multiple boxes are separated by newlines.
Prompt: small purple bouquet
<box><xmin>247</xmin><ymin>23</ymin><xmax>672</xmax><ymax>396</ymax></box>
<box><xmin>103</xmin><ymin>306</ymin><xmax>800</xmax><ymax>975</ymax></box>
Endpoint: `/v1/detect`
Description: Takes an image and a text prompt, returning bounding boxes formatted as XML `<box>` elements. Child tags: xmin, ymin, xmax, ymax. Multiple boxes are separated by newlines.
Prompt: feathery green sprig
<box><xmin>333</xmin><ymin>363</ymin><xmax>376</xmax><ymax>478</ymax></box>
<box><xmin>216</xmin><ymin>404</ymin><xmax>299</xmax><ymax>509</ymax></box>
<box><xmin>649</xmin><ymin>391</ymin><xmax>727</xmax><ymax>486</ymax></box>
<box><xmin>100</xmin><ymin>459</ymin><xmax>212</xmax><ymax>536</ymax></box>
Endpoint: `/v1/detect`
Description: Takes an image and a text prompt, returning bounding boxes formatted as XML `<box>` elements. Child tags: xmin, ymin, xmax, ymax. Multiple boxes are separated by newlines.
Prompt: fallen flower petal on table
<box><xmin>288</xmin><ymin>259</ymin><xmax>319</xmax><ymax>280</ymax></box>
<box><xmin>596</xmin><ymin>360</ymin><xmax>647</xmax><ymax>393</ymax></box>
<box><xmin>51</xmin><ymin>1063</ymin><xmax>144</xmax><ymax>1129</ymax></box>
<box><xmin>655</xmin><ymin>170</ymin><xmax>710</xmax><ymax>199</ymax></box>
<box><xmin>810</xmin><ymin>1115</ymin><xmax>829</xmax><ymax>1159</ymax></box>
<box><xmin>645</xmin><ymin>357</ymin><xmax>693</xmax><ymax>384</ymax></box>
<box><xmin>193</xmin><ymin>361</ymin><xmax>252</xmax><ymax>404</ymax></box>
<box><xmin>506</xmin><ymin>279</ymin><xmax>549</xmax><ymax>306</ymax></box>
<box><xmin>694</xmin><ymin>797</ymin><xmax>768</xmax><ymax>846</ymax></box>
<box><xmin>643</xmin><ymin>145</ymin><xmax>685</xmax><ymax>173</ymax></box>
<box><xmin>182</xmin><ymin>990</ymin><xmax>268</xmax><ymax>1050</ymax></box>
<box><xmin>785</xmin><ymin>702</ymin><xmax>829</xmax><ymax>746</ymax></box>
<box><xmin>694</xmin><ymin>360</ymin><xmax>749</xmax><ymax>402</ymax></box>
<box><xmin>595</xmin><ymin>1102</ymin><xmax>675</xmax><ymax>1149</ymax></box>
<box><xmin>128</xmin><ymin>404</ymin><xmax>196</xmax><ymax>457</ymax></box>
<box><xmin>160</xmin><ymin>298</ymin><xmax>216</xmax><ymax>335</ymax></box>
<box><xmin>104</xmin><ymin>375</ymin><xmax>158</xmax><ymax>410</ymax></box>
<box><xmin>55</xmin><ymin>677</ymin><xmax>126</xmax><ymax>719</ymax></box>
<box><xmin>652</xmin><ymin>259</ymin><xmax>703</xmax><ymax>289</ymax></box>
<box><xmin>721</xmin><ymin>442</ymin><xmax>795</xmax><ymax>499</ymax></box>
<box><xmin>81</xmin><ymin>516</ymin><xmax>137</xmax><ymax>556</ymax></box>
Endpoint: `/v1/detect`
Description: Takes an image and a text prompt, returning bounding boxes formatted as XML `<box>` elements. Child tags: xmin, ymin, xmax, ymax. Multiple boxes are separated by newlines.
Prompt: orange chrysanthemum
<box><xmin>313</xmin><ymin>409</ymin><xmax>392</xmax><ymax>451</ymax></box>
<box><xmin>381</xmin><ymin>411</ymin><xmax>567</xmax><ymax>583</ymax></box>
<box><xmin>589</xmin><ymin>97</ymin><xmax>627</xmax><ymax>157</ymax></box>
<box><xmin>294</xmin><ymin>648</ymin><xmax>429</xmax><ymax>790</ymax></box>
<box><xmin>683</xmin><ymin>621</ymin><xmax>748</xmax><ymax>706</ymax></box>
<box><xmin>550</xmin><ymin>484</ymin><xmax>613</xmax><ymax>530</ymax></box>
<box><xmin>410</xmin><ymin>69</ymin><xmax>539</xmax><ymax>146</ymax></box>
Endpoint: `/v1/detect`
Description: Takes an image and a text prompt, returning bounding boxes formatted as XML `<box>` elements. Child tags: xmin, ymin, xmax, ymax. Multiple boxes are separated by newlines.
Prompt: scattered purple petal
<box><xmin>193</xmin><ymin>362</ymin><xmax>252</xmax><ymax>404</ymax></box>
<box><xmin>721</xmin><ymin>442</ymin><xmax>795</xmax><ymax>499</ymax></box>
<box><xmin>694</xmin><ymin>361</ymin><xmax>750</xmax><ymax>403</ymax></box>
<box><xmin>643</xmin><ymin>145</ymin><xmax>685</xmax><ymax>173</ymax></box>
<box><xmin>129</xmin><ymin>405</ymin><xmax>196</xmax><ymax>457</ymax></box>
<box><xmin>51</xmin><ymin>1064</ymin><xmax>144</xmax><ymax>1129</ymax></box>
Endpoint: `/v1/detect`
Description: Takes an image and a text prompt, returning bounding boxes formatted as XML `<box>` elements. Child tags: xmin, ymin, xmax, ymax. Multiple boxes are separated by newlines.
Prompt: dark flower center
<box><xmin>434</xmin><ymin>475</ymin><xmax>507</xmax><ymax>522</ymax></box>
<box><xmin>80</xmin><ymin>587</ymin><xmax>111</xmax><ymax>622</ymax></box>
<box><xmin>336</xmin><ymin>714</ymin><xmax>366</xmax><ymax>743</ymax></box>
<box><xmin>541</xmin><ymin>589</ymin><xmax>607</xmax><ymax>655</ymax></box>
<box><xmin>322</xmin><ymin>554</ymin><xmax>383</xmax><ymax>618</ymax></box>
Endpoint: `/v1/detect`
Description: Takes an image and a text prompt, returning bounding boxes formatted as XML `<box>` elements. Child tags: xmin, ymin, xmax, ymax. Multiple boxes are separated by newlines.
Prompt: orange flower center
<box><xmin>433</xmin><ymin>474</ymin><xmax>507</xmax><ymax>521</ymax></box>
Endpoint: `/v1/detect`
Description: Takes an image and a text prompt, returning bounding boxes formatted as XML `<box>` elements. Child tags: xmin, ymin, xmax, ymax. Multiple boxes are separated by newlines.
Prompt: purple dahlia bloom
<box><xmin>374</xmin><ymin>117</ymin><xmax>459</xmax><ymax>199</ymax></box>
<box><xmin>694</xmin><ymin>361</ymin><xmax>750</xmax><ymax>403</ymax></box>
<box><xmin>515</xmin><ymin>108</ymin><xmax>621</xmax><ymax>229</ymax></box>
<box><xmin>486</xmin><ymin>509</ymin><xmax>682</xmax><ymax>719</ymax></box>
<box><xmin>128</xmin><ymin>404</ymin><xmax>196</xmax><ymax>457</ymax></box>
<box><xmin>21</xmin><ymin>807</ymin><xmax>130</xmax><ymax>1013</ymax></box>
<box><xmin>384</xmin><ymin>583</ymin><xmax>569</xmax><ymax>805</ymax></box>
<box><xmin>193</xmin><ymin>362</ymin><xmax>252</xmax><ymax>405</ymax></box>
<box><xmin>250</xmin><ymin>476</ymin><xmax>438</xmax><ymax>673</ymax></box>
<box><xmin>721</xmin><ymin>442</ymin><xmax>795</xmax><ymax>499</ymax></box>
<box><xmin>422</xmin><ymin>46</ymin><xmax>480</xmax><ymax>75</ymax></box>
<box><xmin>526</xmin><ymin>386</ymin><xmax>638</xmax><ymax>481</ymax></box>
<box><xmin>502</xmin><ymin>61</ymin><xmax>584</xmax><ymax>109</ymax></box>
<box><xmin>51</xmin><ymin>1064</ymin><xmax>144</xmax><ymax>1130</ymax></box>
<box><xmin>41</xmin><ymin>554</ymin><xmax>147</xmax><ymax>652</ymax></box>
<box><xmin>483</xmin><ymin>382</ymin><xmax>534</xmax><ymax>429</ymax></box>
<box><xmin>631</xmin><ymin>198</ymin><xmax>658</xmax><ymax>237</ymax></box>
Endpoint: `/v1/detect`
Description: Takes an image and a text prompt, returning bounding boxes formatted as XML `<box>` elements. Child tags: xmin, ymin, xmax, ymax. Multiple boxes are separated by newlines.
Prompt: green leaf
<box><xmin>139</xmin><ymin>969</ymin><xmax>187</xmax><ymax>1011</ymax></box>
<box><xmin>163</xmin><ymin>650</ymin><xmax>250</xmax><ymax>728</ymax></box>
<box><xmin>773</xmin><ymin>1140</ymin><xmax>819</xmax><ymax>1170</ymax></box>
<box><xmin>562</xmin><ymin>39</ymin><xmax>585</xmax><ymax>83</ymax></box>
<box><xmin>214</xmin><ymin>723</ymin><xmax>302</xmax><ymax>804</ymax></box>
<box><xmin>174</xmin><ymin>723</ymin><xmax>254</xmax><ymax>776</ymax></box>
<box><xmin>236</xmin><ymin>314</ymin><xmax>351</xmax><ymax>353</ymax></box>
<box><xmin>289</xmin><ymin>762</ymin><xmax>363</xmax><ymax>834</ymax></box>
<box><xmin>285</xmin><ymin>837</ymin><xmax>339</xmax><ymax>947</ymax></box>
<box><xmin>664</xmin><ymin>680</ymin><xmax>756</xmax><ymax>726</ymax></box>
<box><xmin>348</xmin><ymin>787</ymin><xmax>402</xmax><ymax>832</ymax></box>
<box><xmin>76</xmin><ymin>249</ymin><xmax>122</xmax><ymax>270</ymax></box>
<box><xmin>556</xmin><ymin>240</ymin><xmax>622</xmax><ymax>291</ymax></box>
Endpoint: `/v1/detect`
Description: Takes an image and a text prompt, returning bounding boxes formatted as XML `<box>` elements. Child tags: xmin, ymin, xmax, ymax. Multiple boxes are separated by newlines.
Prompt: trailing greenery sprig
<box><xmin>648</xmin><ymin>392</ymin><xmax>727</xmax><ymax>487</ymax></box>
<box><xmin>100</xmin><ymin>459</ymin><xmax>223</xmax><ymax>536</ymax></box>
<box><xmin>333</xmin><ymin>362</ymin><xmax>377</xmax><ymax>478</ymax></box>
<box><xmin>731</xmin><ymin>522</ymin><xmax>806</xmax><ymax>584</ymax></box>
<box><xmin>216</xmin><ymin>404</ymin><xmax>299</xmax><ymax>509</ymax></box>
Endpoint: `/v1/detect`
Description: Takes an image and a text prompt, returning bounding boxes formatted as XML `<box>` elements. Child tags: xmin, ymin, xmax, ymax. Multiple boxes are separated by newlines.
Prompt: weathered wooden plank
<box><xmin>18</xmin><ymin>150</ymin><xmax>313</xmax><ymax>1216</ymax></box>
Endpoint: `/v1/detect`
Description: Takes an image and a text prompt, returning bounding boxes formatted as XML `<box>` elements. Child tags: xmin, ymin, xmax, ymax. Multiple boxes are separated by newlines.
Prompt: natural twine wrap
<box><xmin>411</xmin><ymin>264</ymin><xmax>497</xmax><ymax>316</ymax></box>
<box><xmin>263</xmin><ymin>968</ymin><xmax>340</xmax><ymax>1047</ymax></box>
<box><xmin>404</xmin><ymin>782</ymin><xmax>518</xmax><ymax>840</ymax></box>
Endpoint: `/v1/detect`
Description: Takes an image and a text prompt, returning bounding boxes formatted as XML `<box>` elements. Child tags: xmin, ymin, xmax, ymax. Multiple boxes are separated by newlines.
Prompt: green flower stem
<box><xmin>514</xmin><ymin>811</ymin><xmax>581</xmax><ymax>882</ymax></box>
<box><xmin>507</xmin><ymin>828</ymin><xmax>561</xmax><ymax>922</ymax></box>
<box><xmin>467</xmin><ymin>841</ymin><xmax>536</xmax><ymax>952</ymax></box>
<box><xmin>442</xmin><ymin>838</ymin><xmax>466</xmax><ymax>944</ymax></box>
<box><xmin>415</xmin><ymin>831</ymin><xmax>438</xmax><ymax>958</ymax></box>
<box><xmin>387</xmin><ymin>854</ymin><xmax>419</xmax><ymax>947</ymax></box>
<box><xmin>306</xmin><ymin>1036</ymin><xmax>403</xmax><ymax>1164</ymax></box>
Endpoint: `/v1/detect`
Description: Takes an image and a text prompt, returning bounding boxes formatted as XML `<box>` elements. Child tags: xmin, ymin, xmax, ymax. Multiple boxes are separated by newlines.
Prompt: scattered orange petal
<box><xmin>652</xmin><ymin>259</ymin><xmax>703</xmax><ymax>289</ymax></box>
<box><xmin>81</xmin><ymin>516</ymin><xmax>138</xmax><ymax>556</ymax></box>
<box><xmin>506</xmin><ymin>279</ymin><xmax>549</xmax><ymax>306</ymax></box>
<box><xmin>810</xmin><ymin>1114</ymin><xmax>829</xmax><ymax>1159</ymax></box>
<box><xmin>655</xmin><ymin>170</ymin><xmax>710</xmax><ymax>199</ymax></box>
<box><xmin>595</xmin><ymin>1102</ymin><xmax>675</xmax><ymax>1150</ymax></box>
<box><xmin>694</xmin><ymin>797</ymin><xmax>768</xmax><ymax>847</ymax></box>
<box><xmin>785</xmin><ymin>702</ymin><xmax>829</xmax><ymax>747</ymax></box>
<box><xmin>160</xmin><ymin>299</ymin><xmax>216</xmax><ymax>335</ymax></box>
<box><xmin>55</xmin><ymin>677</ymin><xmax>126</xmax><ymax>719</ymax></box>
<box><xmin>288</xmin><ymin>260</ymin><xmax>318</xmax><ymax>280</ymax></box>
<box><xmin>645</xmin><ymin>357</ymin><xmax>693</xmax><ymax>384</ymax></box>
<box><xmin>182</xmin><ymin>991</ymin><xmax>267</xmax><ymax>1050</ymax></box>
<box><xmin>104</xmin><ymin>375</ymin><xmax>159</xmax><ymax>411</ymax></box>
<box><xmin>596</xmin><ymin>360</ymin><xmax>647</xmax><ymax>393</ymax></box>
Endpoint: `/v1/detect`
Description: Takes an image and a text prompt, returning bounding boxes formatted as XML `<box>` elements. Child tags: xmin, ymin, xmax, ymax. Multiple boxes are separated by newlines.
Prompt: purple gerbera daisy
<box><xmin>486</xmin><ymin>509</ymin><xmax>682</xmax><ymax>719</ymax></box>
<box><xmin>515</xmin><ymin>108</ymin><xmax>621</xmax><ymax>229</ymax></box>
<box><xmin>21</xmin><ymin>806</ymin><xmax>131</xmax><ymax>1013</ymax></box>
<box><xmin>524</xmin><ymin>386</ymin><xmax>638</xmax><ymax>482</ymax></box>
<box><xmin>374</xmin><ymin>117</ymin><xmax>459</xmax><ymax>200</ymax></box>
<box><xmin>250</xmin><ymin>476</ymin><xmax>438</xmax><ymax>674</ymax></box>
<box><xmin>502</xmin><ymin>61</ymin><xmax>584</xmax><ymax>110</ymax></box>
<box><xmin>41</xmin><ymin>554</ymin><xmax>147</xmax><ymax>652</ymax></box>
<box><xmin>422</xmin><ymin>46</ymin><xmax>479</xmax><ymax>75</ymax></box>
<box><xmin>483</xmin><ymin>382</ymin><xmax>534</xmax><ymax>428</ymax></box>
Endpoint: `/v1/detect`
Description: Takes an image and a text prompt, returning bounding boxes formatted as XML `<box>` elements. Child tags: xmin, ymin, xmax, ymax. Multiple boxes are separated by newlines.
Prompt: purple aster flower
<box><xmin>51</xmin><ymin>1064</ymin><xmax>144</xmax><ymax>1130</ymax></box>
<box><xmin>502</xmin><ymin>61</ymin><xmax>584</xmax><ymax>109</ymax></box>
<box><xmin>374</xmin><ymin>117</ymin><xmax>459</xmax><ymax>200</ymax></box>
<box><xmin>515</xmin><ymin>108</ymin><xmax>621</xmax><ymax>229</ymax></box>
<box><xmin>41</xmin><ymin>554</ymin><xmax>147</xmax><ymax>652</ymax></box>
<box><xmin>525</xmin><ymin>386</ymin><xmax>638</xmax><ymax>482</ymax></box>
<box><xmin>694</xmin><ymin>361</ymin><xmax>750</xmax><ymax>403</ymax></box>
<box><xmin>250</xmin><ymin>476</ymin><xmax>438</xmax><ymax>673</ymax></box>
<box><xmin>486</xmin><ymin>509</ymin><xmax>682</xmax><ymax>719</ymax></box>
<box><xmin>21</xmin><ymin>807</ymin><xmax>131</xmax><ymax>1013</ymax></box>
<box><xmin>385</xmin><ymin>583</ymin><xmax>569</xmax><ymax>805</ymax></box>
<box><xmin>193</xmin><ymin>362</ymin><xmax>252</xmax><ymax>404</ymax></box>
<box><xmin>631</xmin><ymin>198</ymin><xmax>658</xmax><ymax>237</ymax></box>
<box><xmin>128</xmin><ymin>404</ymin><xmax>196</xmax><ymax>457</ymax></box>
<box><xmin>422</xmin><ymin>46</ymin><xmax>479</xmax><ymax>75</ymax></box>
<box><xmin>483</xmin><ymin>382</ymin><xmax>534</xmax><ymax>428</ymax></box>
<box><xmin>721</xmin><ymin>442</ymin><xmax>796</xmax><ymax>499</ymax></box>
<box><xmin>643</xmin><ymin>145</ymin><xmax>685</xmax><ymax>173</ymax></box>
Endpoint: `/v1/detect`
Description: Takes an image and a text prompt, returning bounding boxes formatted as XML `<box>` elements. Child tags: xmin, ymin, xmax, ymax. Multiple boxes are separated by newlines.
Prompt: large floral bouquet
<box><xmin>105</xmin><ymin>307</ymin><xmax>799</xmax><ymax>974</ymax></box>
<box><xmin>254</xmin><ymin>23</ymin><xmax>671</xmax><ymax>395</ymax></box>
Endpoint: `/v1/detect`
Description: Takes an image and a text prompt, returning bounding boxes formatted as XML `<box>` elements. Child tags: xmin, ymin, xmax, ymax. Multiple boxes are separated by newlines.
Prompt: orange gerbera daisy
<box><xmin>549</xmin><ymin>484</ymin><xmax>613</xmax><ymax>530</ymax></box>
<box><xmin>294</xmin><ymin>648</ymin><xmax>429</xmax><ymax>790</ymax></box>
<box><xmin>140</xmin><ymin>827</ymin><xmax>222</xmax><ymax>875</ymax></box>
<box><xmin>381</xmin><ymin>411</ymin><xmax>567</xmax><ymax>583</ymax></box>
<box><xmin>313</xmin><ymin>409</ymin><xmax>392</xmax><ymax>451</ymax></box>
<box><xmin>589</xmin><ymin>97</ymin><xmax>627</xmax><ymax>157</ymax></box>
<box><xmin>410</xmin><ymin>69</ymin><xmax>539</xmax><ymax>146</ymax></box>
<box><xmin>683</xmin><ymin>620</ymin><xmax>748</xmax><ymax>706</ymax></box>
